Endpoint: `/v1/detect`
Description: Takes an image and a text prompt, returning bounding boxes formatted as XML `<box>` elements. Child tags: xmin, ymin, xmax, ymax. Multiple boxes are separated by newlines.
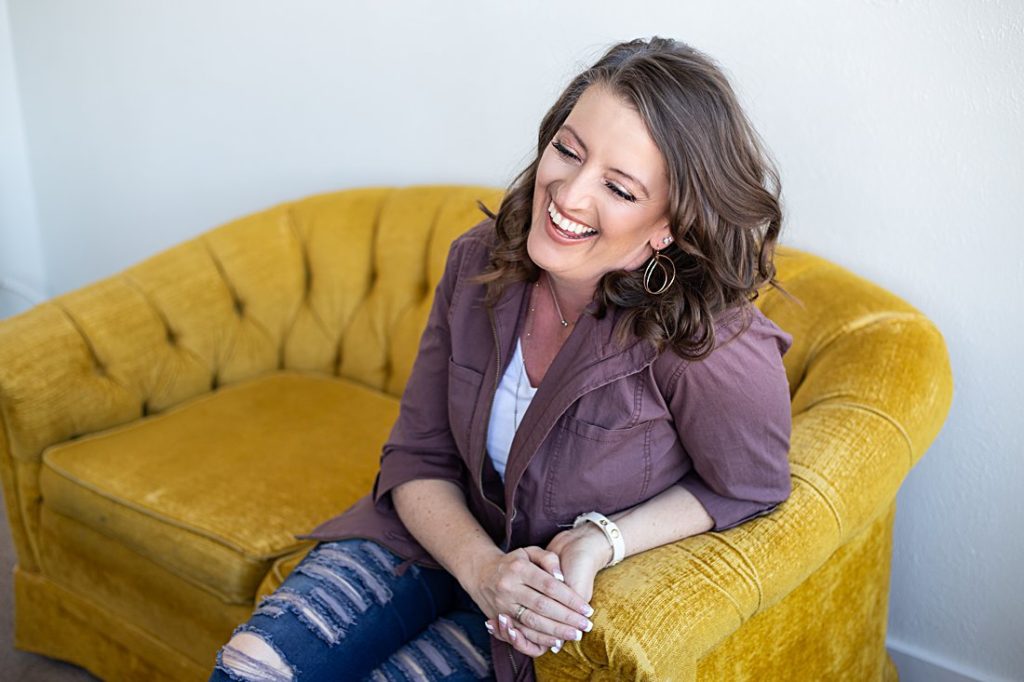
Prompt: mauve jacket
<box><xmin>294</xmin><ymin>217</ymin><xmax>794</xmax><ymax>682</ymax></box>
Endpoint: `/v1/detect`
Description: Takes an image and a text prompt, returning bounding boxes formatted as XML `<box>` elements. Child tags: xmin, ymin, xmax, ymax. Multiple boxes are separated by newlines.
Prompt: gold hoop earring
<box><xmin>643</xmin><ymin>247</ymin><xmax>676</xmax><ymax>295</ymax></box>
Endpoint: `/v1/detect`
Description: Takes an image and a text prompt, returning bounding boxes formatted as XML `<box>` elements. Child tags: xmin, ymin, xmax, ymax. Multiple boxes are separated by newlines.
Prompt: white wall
<box><xmin>0</xmin><ymin>0</ymin><xmax>45</xmax><ymax>318</ymax></box>
<box><xmin>3</xmin><ymin>1</ymin><xmax>1022</xmax><ymax>680</ymax></box>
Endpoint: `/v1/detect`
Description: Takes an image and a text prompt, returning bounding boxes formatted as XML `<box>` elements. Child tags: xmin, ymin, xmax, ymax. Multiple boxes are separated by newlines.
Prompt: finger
<box><xmin>499</xmin><ymin>613</ymin><xmax>545</xmax><ymax>657</ymax></box>
<box><xmin>519</xmin><ymin>553</ymin><xmax>592</xmax><ymax>617</ymax></box>
<box><xmin>521</xmin><ymin>546</ymin><xmax>565</xmax><ymax>582</ymax></box>
<box><xmin>512</xmin><ymin>616</ymin><xmax>574</xmax><ymax>654</ymax></box>
<box><xmin>496</xmin><ymin>613</ymin><xmax>511</xmax><ymax>644</ymax></box>
<box><xmin>519</xmin><ymin>562</ymin><xmax>595</xmax><ymax>625</ymax></box>
<box><xmin>496</xmin><ymin>613</ymin><xmax>510</xmax><ymax>644</ymax></box>
<box><xmin>491</xmin><ymin>614</ymin><xmax>512</xmax><ymax>643</ymax></box>
<box><xmin>512</xmin><ymin>598</ymin><xmax>590</xmax><ymax>645</ymax></box>
<box><xmin>487</xmin><ymin>616</ymin><xmax>512</xmax><ymax>645</ymax></box>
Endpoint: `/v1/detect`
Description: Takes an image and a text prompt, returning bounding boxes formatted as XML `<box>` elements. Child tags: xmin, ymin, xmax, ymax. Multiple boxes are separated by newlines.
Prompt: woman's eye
<box><xmin>604</xmin><ymin>181</ymin><xmax>636</xmax><ymax>203</ymax></box>
<box><xmin>550</xmin><ymin>141</ymin><xmax>637</xmax><ymax>203</ymax></box>
<box><xmin>552</xmin><ymin>140</ymin><xmax>577</xmax><ymax>161</ymax></box>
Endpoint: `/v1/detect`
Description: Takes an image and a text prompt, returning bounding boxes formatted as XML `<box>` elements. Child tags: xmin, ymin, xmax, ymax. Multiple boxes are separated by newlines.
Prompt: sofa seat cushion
<box><xmin>39</xmin><ymin>370</ymin><xmax>399</xmax><ymax>604</ymax></box>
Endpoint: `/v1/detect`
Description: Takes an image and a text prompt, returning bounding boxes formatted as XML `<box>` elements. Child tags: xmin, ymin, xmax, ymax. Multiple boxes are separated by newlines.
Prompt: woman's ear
<box><xmin>651</xmin><ymin>223</ymin><xmax>674</xmax><ymax>250</ymax></box>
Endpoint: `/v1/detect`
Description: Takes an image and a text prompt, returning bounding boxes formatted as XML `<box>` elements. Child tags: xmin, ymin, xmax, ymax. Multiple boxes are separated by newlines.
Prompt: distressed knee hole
<box><xmin>220</xmin><ymin>631</ymin><xmax>295</xmax><ymax>681</ymax></box>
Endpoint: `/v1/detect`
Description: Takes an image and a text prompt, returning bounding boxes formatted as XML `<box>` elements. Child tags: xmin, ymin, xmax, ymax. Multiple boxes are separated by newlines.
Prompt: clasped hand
<box><xmin>463</xmin><ymin>525</ymin><xmax>613</xmax><ymax>658</ymax></box>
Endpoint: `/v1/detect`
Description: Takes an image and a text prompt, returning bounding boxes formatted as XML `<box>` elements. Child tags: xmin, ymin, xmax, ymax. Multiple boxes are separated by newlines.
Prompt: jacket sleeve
<box><xmin>668</xmin><ymin>318</ymin><xmax>794</xmax><ymax>532</ymax></box>
<box><xmin>370</xmin><ymin>234</ymin><xmax>476</xmax><ymax>515</ymax></box>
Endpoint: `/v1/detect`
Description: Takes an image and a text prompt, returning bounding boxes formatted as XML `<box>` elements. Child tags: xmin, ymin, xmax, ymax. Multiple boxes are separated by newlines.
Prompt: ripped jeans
<box><xmin>209</xmin><ymin>538</ymin><xmax>495</xmax><ymax>681</ymax></box>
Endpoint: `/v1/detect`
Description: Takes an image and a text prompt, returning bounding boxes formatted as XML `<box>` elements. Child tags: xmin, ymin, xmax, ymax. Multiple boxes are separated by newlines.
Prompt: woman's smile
<box><xmin>544</xmin><ymin>199</ymin><xmax>600</xmax><ymax>244</ymax></box>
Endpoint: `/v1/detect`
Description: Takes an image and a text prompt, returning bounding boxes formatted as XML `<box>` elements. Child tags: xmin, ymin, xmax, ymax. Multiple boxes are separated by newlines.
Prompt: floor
<box><xmin>0</xmin><ymin>484</ymin><xmax>100</xmax><ymax>681</ymax></box>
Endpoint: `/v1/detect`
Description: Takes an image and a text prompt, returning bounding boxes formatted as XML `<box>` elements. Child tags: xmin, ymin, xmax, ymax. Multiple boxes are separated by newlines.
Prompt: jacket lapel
<box><xmin>473</xmin><ymin>276</ymin><xmax>660</xmax><ymax>515</ymax></box>
<box><xmin>465</xmin><ymin>277</ymin><xmax>527</xmax><ymax>516</ymax></box>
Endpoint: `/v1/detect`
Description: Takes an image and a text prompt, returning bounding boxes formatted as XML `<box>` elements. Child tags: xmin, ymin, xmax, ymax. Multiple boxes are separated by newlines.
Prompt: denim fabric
<box><xmin>209</xmin><ymin>538</ymin><xmax>494</xmax><ymax>681</ymax></box>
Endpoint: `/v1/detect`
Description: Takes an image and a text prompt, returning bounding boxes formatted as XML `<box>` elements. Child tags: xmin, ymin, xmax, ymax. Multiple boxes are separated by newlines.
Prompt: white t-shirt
<box><xmin>486</xmin><ymin>336</ymin><xmax>538</xmax><ymax>482</ymax></box>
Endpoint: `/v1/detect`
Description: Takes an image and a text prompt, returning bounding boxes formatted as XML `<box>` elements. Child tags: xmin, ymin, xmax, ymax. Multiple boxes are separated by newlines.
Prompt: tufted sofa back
<box><xmin>0</xmin><ymin>184</ymin><xmax>504</xmax><ymax>570</ymax></box>
<box><xmin>0</xmin><ymin>183</ymin><xmax>953</xmax><ymax>577</ymax></box>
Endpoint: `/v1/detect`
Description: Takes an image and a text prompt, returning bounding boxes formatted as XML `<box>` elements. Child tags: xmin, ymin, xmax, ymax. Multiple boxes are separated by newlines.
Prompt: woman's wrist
<box><xmin>573</xmin><ymin>511</ymin><xmax>625</xmax><ymax>567</ymax></box>
<box><xmin>574</xmin><ymin>523</ymin><xmax>616</xmax><ymax>568</ymax></box>
<box><xmin>460</xmin><ymin>544</ymin><xmax>505</xmax><ymax>593</ymax></box>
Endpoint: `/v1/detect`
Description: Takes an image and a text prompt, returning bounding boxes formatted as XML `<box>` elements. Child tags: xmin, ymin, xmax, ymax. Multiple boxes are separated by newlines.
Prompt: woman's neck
<box><xmin>541</xmin><ymin>270</ymin><xmax>596</xmax><ymax>323</ymax></box>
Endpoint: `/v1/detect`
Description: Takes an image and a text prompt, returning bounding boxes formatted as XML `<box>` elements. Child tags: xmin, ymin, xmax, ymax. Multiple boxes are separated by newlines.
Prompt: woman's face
<box><xmin>529</xmin><ymin>82</ymin><xmax>673</xmax><ymax>287</ymax></box>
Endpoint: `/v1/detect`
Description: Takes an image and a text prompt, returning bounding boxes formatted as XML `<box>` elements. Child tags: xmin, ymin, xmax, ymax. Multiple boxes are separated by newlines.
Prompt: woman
<box><xmin>210</xmin><ymin>35</ymin><xmax>795</xmax><ymax>682</ymax></box>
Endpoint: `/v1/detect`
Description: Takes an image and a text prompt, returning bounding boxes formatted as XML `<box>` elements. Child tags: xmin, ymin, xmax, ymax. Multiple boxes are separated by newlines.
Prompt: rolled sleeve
<box><xmin>669</xmin><ymin>313</ymin><xmax>794</xmax><ymax>532</ymax></box>
<box><xmin>371</xmin><ymin>234</ymin><xmax>477</xmax><ymax>515</ymax></box>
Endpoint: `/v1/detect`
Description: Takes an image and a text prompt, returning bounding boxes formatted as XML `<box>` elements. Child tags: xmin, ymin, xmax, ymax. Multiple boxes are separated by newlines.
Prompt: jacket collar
<box><xmin>470</xmin><ymin>274</ymin><xmax>660</xmax><ymax>512</ymax></box>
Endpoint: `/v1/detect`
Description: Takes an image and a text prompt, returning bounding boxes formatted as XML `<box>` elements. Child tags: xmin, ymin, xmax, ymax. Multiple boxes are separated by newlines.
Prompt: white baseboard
<box><xmin>887</xmin><ymin>637</ymin><xmax>1015</xmax><ymax>682</ymax></box>
<box><xmin>0</xmin><ymin>276</ymin><xmax>46</xmax><ymax>320</ymax></box>
<box><xmin>0</xmin><ymin>276</ymin><xmax>46</xmax><ymax>304</ymax></box>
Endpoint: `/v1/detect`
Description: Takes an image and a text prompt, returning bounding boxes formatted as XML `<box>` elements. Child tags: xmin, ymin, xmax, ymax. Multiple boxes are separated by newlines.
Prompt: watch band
<box><xmin>573</xmin><ymin>511</ymin><xmax>625</xmax><ymax>566</ymax></box>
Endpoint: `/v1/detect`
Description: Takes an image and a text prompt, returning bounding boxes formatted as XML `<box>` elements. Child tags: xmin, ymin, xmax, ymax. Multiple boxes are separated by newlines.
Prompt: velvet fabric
<box><xmin>0</xmin><ymin>185</ymin><xmax>953</xmax><ymax>680</ymax></box>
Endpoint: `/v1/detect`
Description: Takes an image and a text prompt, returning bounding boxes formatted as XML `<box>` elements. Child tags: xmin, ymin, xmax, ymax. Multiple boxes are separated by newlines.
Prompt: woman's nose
<box><xmin>553</xmin><ymin>173</ymin><xmax>596</xmax><ymax>220</ymax></box>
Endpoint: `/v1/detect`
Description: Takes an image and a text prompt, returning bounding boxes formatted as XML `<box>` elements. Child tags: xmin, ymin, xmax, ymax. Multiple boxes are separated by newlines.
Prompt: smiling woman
<box><xmin>473</xmin><ymin>37</ymin><xmax>797</xmax><ymax>362</ymax></box>
<box><xmin>210</xmin><ymin>35</ymin><xmax>797</xmax><ymax>682</ymax></box>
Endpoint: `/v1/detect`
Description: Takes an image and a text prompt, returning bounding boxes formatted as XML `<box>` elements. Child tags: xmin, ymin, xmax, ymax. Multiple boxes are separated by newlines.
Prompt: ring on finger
<box><xmin>514</xmin><ymin>603</ymin><xmax>528</xmax><ymax>622</ymax></box>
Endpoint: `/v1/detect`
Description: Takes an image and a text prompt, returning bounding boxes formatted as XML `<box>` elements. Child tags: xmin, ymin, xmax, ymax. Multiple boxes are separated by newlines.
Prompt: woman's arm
<box><xmin>601</xmin><ymin>484</ymin><xmax>714</xmax><ymax>558</ymax></box>
<box><xmin>524</xmin><ymin>485</ymin><xmax>714</xmax><ymax>654</ymax></box>
<box><xmin>391</xmin><ymin>478</ymin><xmax>503</xmax><ymax>586</ymax></box>
<box><xmin>663</xmin><ymin>315</ymin><xmax>794</xmax><ymax>531</ymax></box>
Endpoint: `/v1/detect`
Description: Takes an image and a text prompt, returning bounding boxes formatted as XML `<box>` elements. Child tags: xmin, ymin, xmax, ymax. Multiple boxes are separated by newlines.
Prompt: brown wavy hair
<box><xmin>470</xmin><ymin>36</ymin><xmax>798</xmax><ymax>361</ymax></box>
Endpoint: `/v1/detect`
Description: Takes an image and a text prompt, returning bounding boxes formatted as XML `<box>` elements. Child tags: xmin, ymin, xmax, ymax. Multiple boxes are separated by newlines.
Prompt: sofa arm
<box><xmin>536</xmin><ymin>413</ymin><xmax>922</xmax><ymax>680</ymax></box>
<box><xmin>537</xmin><ymin>314</ymin><xmax>953</xmax><ymax>681</ymax></box>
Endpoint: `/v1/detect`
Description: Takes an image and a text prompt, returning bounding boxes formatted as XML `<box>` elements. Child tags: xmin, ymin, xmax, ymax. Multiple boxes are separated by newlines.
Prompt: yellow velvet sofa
<box><xmin>0</xmin><ymin>185</ymin><xmax>953</xmax><ymax>681</ymax></box>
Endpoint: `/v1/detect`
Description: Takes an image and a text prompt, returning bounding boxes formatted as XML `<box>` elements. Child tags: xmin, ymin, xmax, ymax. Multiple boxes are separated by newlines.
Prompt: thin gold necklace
<box><xmin>516</xmin><ymin>274</ymin><xmax>574</xmax><ymax>429</ymax></box>
<box><xmin>546</xmin><ymin>275</ymin><xmax>570</xmax><ymax>328</ymax></box>
<box><xmin>526</xmin><ymin>273</ymin><xmax>572</xmax><ymax>342</ymax></box>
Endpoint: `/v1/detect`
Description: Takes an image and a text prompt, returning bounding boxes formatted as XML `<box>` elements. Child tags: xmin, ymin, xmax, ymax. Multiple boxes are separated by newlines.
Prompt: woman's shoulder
<box><xmin>453</xmin><ymin>216</ymin><xmax>498</xmax><ymax>252</ymax></box>
<box><xmin>439</xmin><ymin>217</ymin><xmax>496</xmax><ymax>279</ymax></box>
<box><xmin>710</xmin><ymin>303</ymin><xmax>793</xmax><ymax>356</ymax></box>
<box><xmin>653</xmin><ymin>303</ymin><xmax>793</xmax><ymax>392</ymax></box>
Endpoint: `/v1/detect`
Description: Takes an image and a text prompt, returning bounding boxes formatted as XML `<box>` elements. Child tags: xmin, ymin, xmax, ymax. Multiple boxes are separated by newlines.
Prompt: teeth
<box><xmin>548</xmin><ymin>201</ymin><xmax>597</xmax><ymax>236</ymax></box>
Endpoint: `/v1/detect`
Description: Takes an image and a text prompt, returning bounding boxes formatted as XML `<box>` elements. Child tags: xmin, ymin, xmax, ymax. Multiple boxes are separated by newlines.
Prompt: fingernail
<box><xmin>550</xmin><ymin>642</ymin><xmax>562</xmax><ymax>654</ymax></box>
<box><xmin>584</xmin><ymin>619</ymin><xmax>593</xmax><ymax>632</ymax></box>
<box><xmin>484</xmin><ymin>621</ymin><xmax>494</xmax><ymax>633</ymax></box>
<box><xmin>583</xmin><ymin>604</ymin><xmax>595</xmax><ymax>617</ymax></box>
<box><xmin>554</xmin><ymin>570</ymin><xmax>565</xmax><ymax>581</ymax></box>
<box><xmin>498</xmin><ymin>613</ymin><xmax>508</xmax><ymax>627</ymax></box>
<box><xmin>509</xmin><ymin>628</ymin><xmax>518</xmax><ymax>640</ymax></box>
<box><xmin>574</xmin><ymin>629</ymin><xmax>583</xmax><ymax>641</ymax></box>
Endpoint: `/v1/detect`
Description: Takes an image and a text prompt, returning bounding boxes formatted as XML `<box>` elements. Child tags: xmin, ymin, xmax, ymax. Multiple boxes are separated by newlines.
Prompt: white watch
<box><xmin>573</xmin><ymin>511</ymin><xmax>625</xmax><ymax>567</ymax></box>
